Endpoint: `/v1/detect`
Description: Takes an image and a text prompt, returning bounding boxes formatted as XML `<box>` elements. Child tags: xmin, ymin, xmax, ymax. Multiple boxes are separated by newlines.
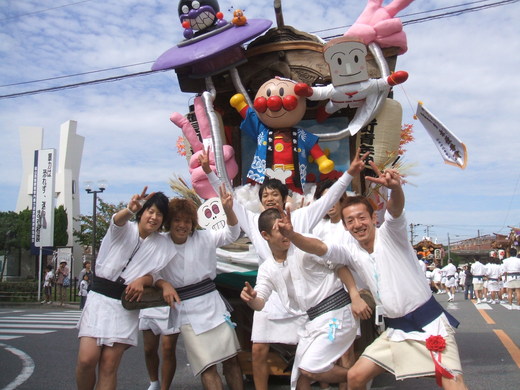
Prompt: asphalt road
<box><xmin>1</xmin><ymin>293</ymin><xmax>519</xmax><ymax>389</ymax></box>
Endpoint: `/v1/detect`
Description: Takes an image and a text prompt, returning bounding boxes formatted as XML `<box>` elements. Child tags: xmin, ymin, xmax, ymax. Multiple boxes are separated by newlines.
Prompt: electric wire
<box><xmin>0</xmin><ymin>0</ymin><xmax>517</xmax><ymax>99</ymax></box>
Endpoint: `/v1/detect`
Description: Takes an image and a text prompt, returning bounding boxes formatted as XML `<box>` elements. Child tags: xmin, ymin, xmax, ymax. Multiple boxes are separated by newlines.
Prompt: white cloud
<box><xmin>1</xmin><ymin>0</ymin><xmax>519</xmax><ymax>244</ymax></box>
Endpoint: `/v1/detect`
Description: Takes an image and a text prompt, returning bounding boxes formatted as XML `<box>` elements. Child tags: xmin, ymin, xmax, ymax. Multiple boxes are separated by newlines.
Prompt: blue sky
<box><xmin>1</xmin><ymin>0</ymin><xmax>519</xmax><ymax>245</ymax></box>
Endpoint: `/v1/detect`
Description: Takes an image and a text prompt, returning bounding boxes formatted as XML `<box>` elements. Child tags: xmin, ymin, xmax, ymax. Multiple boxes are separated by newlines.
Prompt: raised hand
<box><xmin>275</xmin><ymin>207</ymin><xmax>295</xmax><ymax>239</ymax></box>
<box><xmin>219</xmin><ymin>183</ymin><xmax>233</xmax><ymax>212</ymax></box>
<box><xmin>128</xmin><ymin>186</ymin><xmax>155</xmax><ymax>214</ymax></box>
<box><xmin>365</xmin><ymin>161</ymin><xmax>403</xmax><ymax>190</ymax></box>
<box><xmin>347</xmin><ymin>148</ymin><xmax>370</xmax><ymax>176</ymax></box>
<box><xmin>198</xmin><ymin>146</ymin><xmax>212</xmax><ymax>174</ymax></box>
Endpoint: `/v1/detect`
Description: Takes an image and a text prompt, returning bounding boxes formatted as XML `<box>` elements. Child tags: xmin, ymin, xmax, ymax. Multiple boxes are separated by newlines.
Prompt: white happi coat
<box><xmin>335</xmin><ymin>210</ymin><xmax>452</xmax><ymax>341</ymax></box>
<box><xmin>156</xmin><ymin>224</ymin><xmax>240</xmax><ymax>335</ymax></box>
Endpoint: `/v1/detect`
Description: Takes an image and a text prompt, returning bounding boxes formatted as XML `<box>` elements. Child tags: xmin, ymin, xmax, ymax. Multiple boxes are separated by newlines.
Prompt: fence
<box><xmin>0</xmin><ymin>277</ymin><xmax>80</xmax><ymax>303</ymax></box>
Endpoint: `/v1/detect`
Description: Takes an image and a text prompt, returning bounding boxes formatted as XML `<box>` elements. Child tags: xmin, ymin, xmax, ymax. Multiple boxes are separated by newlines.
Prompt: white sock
<box><xmin>147</xmin><ymin>381</ymin><xmax>160</xmax><ymax>390</ymax></box>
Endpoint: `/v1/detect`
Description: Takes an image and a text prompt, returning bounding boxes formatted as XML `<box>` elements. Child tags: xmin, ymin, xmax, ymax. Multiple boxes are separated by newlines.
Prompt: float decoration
<box><xmin>170</xmin><ymin>95</ymin><xmax>238</xmax><ymax>199</ymax></box>
<box><xmin>297</xmin><ymin>37</ymin><xmax>408</xmax><ymax>136</ymax></box>
<box><xmin>415</xmin><ymin>102</ymin><xmax>467</xmax><ymax>169</ymax></box>
<box><xmin>230</xmin><ymin>77</ymin><xmax>334</xmax><ymax>194</ymax></box>
<box><xmin>153</xmin><ymin>2</ymin><xmax>272</xmax><ymax>196</ymax></box>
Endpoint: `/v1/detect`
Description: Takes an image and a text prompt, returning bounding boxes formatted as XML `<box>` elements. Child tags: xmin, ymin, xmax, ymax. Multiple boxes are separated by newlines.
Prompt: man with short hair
<box><xmin>202</xmin><ymin>147</ymin><xmax>367</xmax><ymax>390</ymax></box>
<box><xmin>442</xmin><ymin>259</ymin><xmax>458</xmax><ymax>302</ymax></box>
<box><xmin>502</xmin><ymin>248</ymin><xmax>520</xmax><ymax>310</ymax></box>
<box><xmin>471</xmin><ymin>258</ymin><xmax>486</xmax><ymax>304</ymax></box>
<box><xmin>276</xmin><ymin>163</ymin><xmax>468</xmax><ymax>389</ymax></box>
<box><xmin>485</xmin><ymin>259</ymin><xmax>502</xmax><ymax>304</ymax></box>
<box><xmin>241</xmin><ymin>208</ymin><xmax>370</xmax><ymax>389</ymax></box>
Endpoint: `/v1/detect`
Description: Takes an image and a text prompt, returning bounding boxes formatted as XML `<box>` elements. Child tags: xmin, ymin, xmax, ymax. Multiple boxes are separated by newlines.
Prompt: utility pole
<box><xmin>447</xmin><ymin>233</ymin><xmax>451</xmax><ymax>262</ymax></box>
<box><xmin>410</xmin><ymin>223</ymin><xmax>419</xmax><ymax>246</ymax></box>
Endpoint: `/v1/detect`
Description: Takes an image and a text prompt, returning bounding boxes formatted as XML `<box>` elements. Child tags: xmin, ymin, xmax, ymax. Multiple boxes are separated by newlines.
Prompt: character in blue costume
<box><xmin>230</xmin><ymin>77</ymin><xmax>334</xmax><ymax>194</ymax></box>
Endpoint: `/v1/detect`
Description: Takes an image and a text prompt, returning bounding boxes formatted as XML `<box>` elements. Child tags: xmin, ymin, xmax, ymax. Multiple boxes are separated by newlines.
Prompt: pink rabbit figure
<box><xmin>345</xmin><ymin>0</ymin><xmax>414</xmax><ymax>54</ymax></box>
<box><xmin>170</xmin><ymin>95</ymin><xmax>238</xmax><ymax>199</ymax></box>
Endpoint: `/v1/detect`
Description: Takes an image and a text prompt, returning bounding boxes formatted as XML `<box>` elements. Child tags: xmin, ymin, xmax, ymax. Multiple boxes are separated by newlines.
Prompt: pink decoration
<box><xmin>170</xmin><ymin>96</ymin><xmax>238</xmax><ymax>199</ymax></box>
<box><xmin>344</xmin><ymin>0</ymin><xmax>414</xmax><ymax>54</ymax></box>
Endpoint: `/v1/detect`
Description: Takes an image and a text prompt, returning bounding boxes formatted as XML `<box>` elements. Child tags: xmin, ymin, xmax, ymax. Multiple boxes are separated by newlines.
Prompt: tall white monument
<box><xmin>17</xmin><ymin>120</ymin><xmax>85</xmax><ymax>257</ymax></box>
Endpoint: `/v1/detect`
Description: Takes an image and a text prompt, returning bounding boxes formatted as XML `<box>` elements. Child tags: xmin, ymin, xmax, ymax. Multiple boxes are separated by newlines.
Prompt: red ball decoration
<box><xmin>253</xmin><ymin>97</ymin><xmax>267</xmax><ymax>113</ymax></box>
<box><xmin>282</xmin><ymin>95</ymin><xmax>298</xmax><ymax>111</ymax></box>
<box><xmin>266</xmin><ymin>96</ymin><xmax>283</xmax><ymax>112</ymax></box>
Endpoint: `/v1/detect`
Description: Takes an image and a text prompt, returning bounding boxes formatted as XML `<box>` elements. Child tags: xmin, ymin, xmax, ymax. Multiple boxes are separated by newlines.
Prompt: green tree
<box><xmin>0</xmin><ymin>211</ymin><xmax>18</xmax><ymax>251</ymax></box>
<box><xmin>73</xmin><ymin>198</ymin><xmax>126</xmax><ymax>253</ymax></box>
<box><xmin>54</xmin><ymin>205</ymin><xmax>69</xmax><ymax>246</ymax></box>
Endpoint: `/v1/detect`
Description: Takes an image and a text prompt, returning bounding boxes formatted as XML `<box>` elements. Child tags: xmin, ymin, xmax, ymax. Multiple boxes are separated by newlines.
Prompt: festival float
<box><xmin>153</xmin><ymin>0</ymin><xmax>417</xmax><ymax>376</ymax></box>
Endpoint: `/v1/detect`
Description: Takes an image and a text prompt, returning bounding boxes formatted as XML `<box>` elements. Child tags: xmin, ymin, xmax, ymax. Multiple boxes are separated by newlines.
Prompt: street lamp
<box><xmin>85</xmin><ymin>181</ymin><xmax>107</xmax><ymax>269</ymax></box>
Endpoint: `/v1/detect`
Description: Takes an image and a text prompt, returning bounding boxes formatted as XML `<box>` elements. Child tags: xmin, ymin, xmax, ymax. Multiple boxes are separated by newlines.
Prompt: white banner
<box><xmin>31</xmin><ymin>149</ymin><xmax>56</xmax><ymax>247</ymax></box>
<box><xmin>416</xmin><ymin>102</ymin><xmax>467</xmax><ymax>169</ymax></box>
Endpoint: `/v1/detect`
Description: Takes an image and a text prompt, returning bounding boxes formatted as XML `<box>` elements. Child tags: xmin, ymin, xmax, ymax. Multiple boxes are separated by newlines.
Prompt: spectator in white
<box><xmin>41</xmin><ymin>264</ymin><xmax>54</xmax><ymax>304</ymax></box>
<box><xmin>75</xmin><ymin>187</ymin><xmax>177</xmax><ymax>390</ymax></box>
<box><xmin>241</xmin><ymin>207</ymin><xmax>370</xmax><ymax>389</ymax></box>
<box><xmin>484</xmin><ymin>258</ymin><xmax>502</xmax><ymax>304</ymax></box>
<box><xmin>431</xmin><ymin>263</ymin><xmax>443</xmax><ymax>294</ymax></box>
<box><xmin>502</xmin><ymin>248</ymin><xmax>520</xmax><ymax>310</ymax></box>
<box><xmin>417</xmin><ymin>254</ymin><xmax>427</xmax><ymax>277</ymax></box>
<box><xmin>441</xmin><ymin>259</ymin><xmax>458</xmax><ymax>302</ymax></box>
<box><xmin>291</xmin><ymin>162</ymin><xmax>467</xmax><ymax>389</ymax></box>
<box><xmin>78</xmin><ymin>260</ymin><xmax>93</xmax><ymax>291</ymax></box>
<box><xmin>470</xmin><ymin>258</ymin><xmax>486</xmax><ymax>304</ymax></box>
<box><xmin>154</xmin><ymin>186</ymin><xmax>244</xmax><ymax>390</ymax></box>
<box><xmin>78</xmin><ymin>273</ymin><xmax>89</xmax><ymax>310</ymax></box>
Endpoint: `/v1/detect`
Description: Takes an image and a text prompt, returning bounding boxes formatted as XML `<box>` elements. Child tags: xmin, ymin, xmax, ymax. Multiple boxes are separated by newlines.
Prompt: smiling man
<box><xmin>277</xmin><ymin>164</ymin><xmax>468</xmax><ymax>390</ymax></box>
<box><xmin>338</xmin><ymin>165</ymin><xmax>468</xmax><ymax>390</ymax></box>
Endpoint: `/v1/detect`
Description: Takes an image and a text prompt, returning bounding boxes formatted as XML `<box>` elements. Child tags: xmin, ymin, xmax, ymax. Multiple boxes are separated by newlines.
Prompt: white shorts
<box><xmin>139</xmin><ymin>317</ymin><xmax>176</xmax><ymax>336</ymax></box>
<box><xmin>506</xmin><ymin>279</ymin><xmax>520</xmax><ymax>289</ymax></box>
<box><xmin>251</xmin><ymin>291</ymin><xmax>306</xmax><ymax>344</ymax></box>
<box><xmin>182</xmin><ymin>322</ymin><xmax>240</xmax><ymax>376</ymax></box>
<box><xmin>77</xmin><ymin>291</ymin><xmax>140</xmax><ymax>346</ymax></box>
<box><xmin>487</xmin><ymin>281</ymin><xmax>500</xmax><ymax>292</ymax></box>
<box><xmin>445</xmin><ymin>276</ymin><xmax>457</xmax><ymax>288</ymax></box>
<box><xmin>291</xmin><ymin>304</ymin><xmax>358</xmax><ymax>389</ymax></box>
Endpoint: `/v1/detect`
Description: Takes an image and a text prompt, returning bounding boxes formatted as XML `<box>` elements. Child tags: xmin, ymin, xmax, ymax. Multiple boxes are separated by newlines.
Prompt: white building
<box><xmin>16</xmin><ymin>120</ymin><xmax>84</xmax><ymax>267</ymax></box>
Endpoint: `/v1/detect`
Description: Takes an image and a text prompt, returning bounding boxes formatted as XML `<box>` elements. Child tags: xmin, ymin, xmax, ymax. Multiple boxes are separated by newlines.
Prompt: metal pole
<box><xmin>37</xmin><ymin>246</ymin><xmax>43</xmax><ymax>301</ymax></box>
<box><xmin>92</xmin><ymin>191</ymin><xmax>97</xmax><ymax>260</ymax></box>
<box><xmin>447</xmin><ymin>233</ymin><xmax>451</xmax><ymax>263</ymax></box>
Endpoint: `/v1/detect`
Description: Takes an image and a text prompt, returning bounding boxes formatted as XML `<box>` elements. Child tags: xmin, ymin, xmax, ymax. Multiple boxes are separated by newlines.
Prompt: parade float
<box><xmin>153</xmin><ymin>0</ymin><xmax>416</xmax><ymax>376</ymax></box>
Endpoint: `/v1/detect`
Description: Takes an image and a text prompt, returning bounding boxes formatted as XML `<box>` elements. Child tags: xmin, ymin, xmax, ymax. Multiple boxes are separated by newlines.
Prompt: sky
<box><xmin>0</xmin><ymin>0</ymin><xmax>519</xmax><ymax>246</ymax></box>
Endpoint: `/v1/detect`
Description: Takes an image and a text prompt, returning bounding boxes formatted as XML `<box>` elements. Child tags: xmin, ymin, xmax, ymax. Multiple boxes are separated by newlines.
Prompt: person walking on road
<box><xmin>75</xmin><ymin>188</ymin><xmax>177</xmax><ymax>390</ymax></box>
<box><xmin>502</xmin><ymin>248</ymin><xmax>520</xmax><ymax>310</ymax></box>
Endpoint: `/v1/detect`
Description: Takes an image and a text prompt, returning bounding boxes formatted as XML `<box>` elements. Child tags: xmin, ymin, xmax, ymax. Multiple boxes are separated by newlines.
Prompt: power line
<box><xmin>0</xmin><ymin>69</ymin><xmax>166</xmax><ymax>99</ymax></box>
<box><xmin>0</xmin><ymin>61</ymin><xmax>155</xmax><ymax>88</ymax></box>
<box><xmin>0</xmin><ymin>0</ymin><xmax>97</xmax><ymax>23</ymax></box>
<box><xmin>0</xmin><ymin>0</ymin><xmax>517</xmax><ymax>99</ymax></box>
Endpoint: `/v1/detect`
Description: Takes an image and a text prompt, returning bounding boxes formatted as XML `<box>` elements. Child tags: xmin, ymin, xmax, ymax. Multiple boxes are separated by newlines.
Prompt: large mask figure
<box><xmin>230</xmin><ymin>77</ymin><xmax>334</xmax><ymax>194</ymax></box>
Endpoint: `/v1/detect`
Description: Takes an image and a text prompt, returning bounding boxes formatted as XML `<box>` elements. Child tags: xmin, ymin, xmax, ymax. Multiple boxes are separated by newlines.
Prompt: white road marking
<box><xmin>0</xmin><ymin>342</ymin><xmax>35</xmax><ymax>390</ymax></box>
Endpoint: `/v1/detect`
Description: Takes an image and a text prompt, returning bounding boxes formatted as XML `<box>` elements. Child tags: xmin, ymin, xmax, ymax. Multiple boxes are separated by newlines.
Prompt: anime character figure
<box><xmin>170</xmin><ymin>95</ymin><xmax>238</xmax><ymax>199</ymax></box>
<box><xmin>178</xmin><ymin>0</ymin><xmax>228</xmax><ymax>39</ymax></box>
<box><xmin>230</xmin><ymin>77</ymin><xmax>334</xmax><ymax>194</ymax></box>
<box><xmin>295</xmin><ymin>37</ymin><xmax>408</xmax><ymax>135</ymax></box>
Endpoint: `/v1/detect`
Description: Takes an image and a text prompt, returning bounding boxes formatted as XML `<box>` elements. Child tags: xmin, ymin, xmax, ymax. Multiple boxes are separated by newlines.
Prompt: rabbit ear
<box><xmin>170</xmin><ymin>111</ymin><xmax>203</xmax><ymax>152</ymax></box>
